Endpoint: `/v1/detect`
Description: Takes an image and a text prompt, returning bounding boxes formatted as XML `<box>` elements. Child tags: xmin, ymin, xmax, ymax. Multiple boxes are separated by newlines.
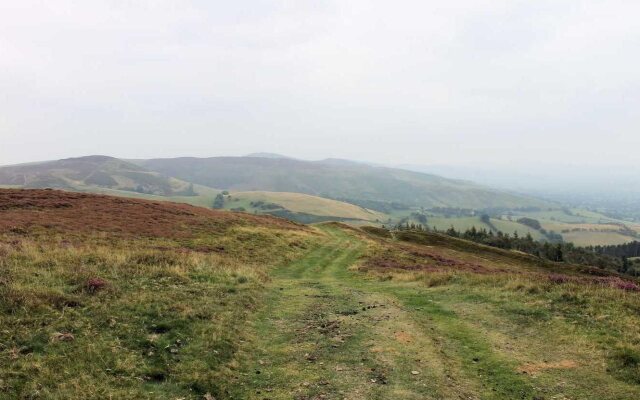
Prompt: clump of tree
<box><xmin>410</xmin><ymin>212</ymin><xmax>428</xmax><ymax>224</ymax></box>
<box><xmin>590</xmin><ymin>241</ymin><xmax>640</xmax><ymax>258</ymax></box>
<box><xmin>175</xmin><ymin>183</ymin><xmax>197</xmax><ymax>196</ymax></box>
<box><xmin>395</xmin><ymin>222</ymin><xmax>429</xmax><ymax>231</ymax></box>
<box><xmin>212</xmin><ymin>193</ymin><xmax>225</xmax><ymax>209</ymax></box>
<box><xmin>250</xmin><ymin>201</ymin><xmax>281</xmax><ymax>210</ymax></box>
<box><xmin>517</xmin><ymin>217</ymin><xmax>542</xmax><ymax>230</ymax></box>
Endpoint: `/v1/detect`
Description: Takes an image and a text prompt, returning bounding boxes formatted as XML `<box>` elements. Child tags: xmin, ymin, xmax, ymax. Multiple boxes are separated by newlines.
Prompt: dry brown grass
<box><xmin>0</xmin><ymin>188</ymin><xmax>305</xmax><ymax>238</ymax></box>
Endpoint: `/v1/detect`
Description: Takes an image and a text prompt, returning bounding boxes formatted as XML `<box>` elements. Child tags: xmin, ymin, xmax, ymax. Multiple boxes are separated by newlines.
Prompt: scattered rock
<box><xmin>51</xmin><ymin>332</ymin><xmax>75</xmax><ymax>342</ymax></box>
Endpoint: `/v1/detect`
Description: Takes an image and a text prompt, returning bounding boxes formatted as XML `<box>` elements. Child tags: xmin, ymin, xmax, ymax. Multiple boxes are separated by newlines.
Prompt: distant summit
<box><xmin>316</xmin><ymin>158</ymin><xmax>371</xmax><ymax>167</ymax></box>
<box><xmin>0</xmin><ymin>155</ymin><xmax>195</xmax><ymax>196</ymax></box>
<box><xmin>245</xmin><ymin>152</ymin><xmax>295</xmax><ymax>159</ymax></box>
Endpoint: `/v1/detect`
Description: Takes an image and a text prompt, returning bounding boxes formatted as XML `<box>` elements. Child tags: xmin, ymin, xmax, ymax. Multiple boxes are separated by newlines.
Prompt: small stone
<box><xmin>411</xmin><ymin>370</ymin><xmax>420</xmax><ymax>375</ymax></box>
<box><xmin>51</xmin><ymin>332</ymin><xmax>75</xmax><ymax>342</ymax></box>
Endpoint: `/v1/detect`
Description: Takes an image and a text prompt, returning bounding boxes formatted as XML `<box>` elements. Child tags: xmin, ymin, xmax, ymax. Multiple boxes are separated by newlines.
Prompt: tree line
<box><xmin>588</xmin><ymin>241</ymin><xmax>640</xmax><ymax>258</ymax></box>
<box><xmin>392</xmin><ymin>223</ymin><xmax>639</xmax><ymax>275</ymax></box>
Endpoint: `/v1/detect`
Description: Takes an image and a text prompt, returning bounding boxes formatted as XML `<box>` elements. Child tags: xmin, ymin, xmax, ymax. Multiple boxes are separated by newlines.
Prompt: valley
<box><xmin>1</xmin><ymin>155</ymin><xmax>638</xmax><ymax>248</ymax></box>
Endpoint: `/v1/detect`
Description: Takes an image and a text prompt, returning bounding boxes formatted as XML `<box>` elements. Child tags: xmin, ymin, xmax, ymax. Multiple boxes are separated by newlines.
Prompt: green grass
<box><xmin>4</xmin><ymin>213</ymin><xmax>640</xmax><ymax>399</ymax></box>
<box><xmin>0</xmin><ymin>226</ymin><xmax>314</xmax><ymax>399</ymax></box>
<box><xmin>562</xmin><ymin>230</ymin><xmax>636</xmax><ymax>246</ymax></box>
<box><xmin>223</xmin><ymin>191</ymin><xmax>386</xmax><ymax>222</ymax></box>
<box><xmin>232</xmin><ymin>226</ymin><xmax>465</xmax><ymax>399</ymax></box>
<box><xmin>227</xmin><ymin>225</ymin><xmax>640</xmax><ymax>399</ymax></box>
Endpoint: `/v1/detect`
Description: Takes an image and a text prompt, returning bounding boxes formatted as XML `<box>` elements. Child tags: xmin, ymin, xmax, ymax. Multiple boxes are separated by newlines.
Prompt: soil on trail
<box><xmin>231</xmin><ymin>226</ymin><xmax>478</xmax><ymax>400</ymax></box>
<box><xmin>231</xmin><ymin>225</ymin><xmax>640</xmax><ymax>400</ymax></box>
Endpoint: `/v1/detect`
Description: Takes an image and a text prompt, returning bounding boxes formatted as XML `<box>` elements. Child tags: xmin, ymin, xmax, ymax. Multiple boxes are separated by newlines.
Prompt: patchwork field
<box><xmin>223</xmin><ymin>191</ymin><xmax>387</xmax><ymax>222</ymax></box>
<box><xmin>561</xmin><ymin>231</ymin><xmax>638</xmax><ymax>247</ymax></box>
<box><xmin>2</xmin><ymin>189</ymin><xmax>640</xmax><ymax>399</ymax></box>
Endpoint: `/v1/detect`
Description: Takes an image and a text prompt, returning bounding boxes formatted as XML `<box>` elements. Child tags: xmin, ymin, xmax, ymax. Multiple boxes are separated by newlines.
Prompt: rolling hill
<box><xmin>0</xmin><ymin>156</ymin><xmax>398</xmax><ymax>224</ymax></box>
<box><xmin>134</xmin><ymin>156</ymin><xmax>552</xmax><ymax>210</ymax></box>
<box><xmin>0</xmin><ymin>155</ymin><xmax>196</xmax><ymax>197</ymax></box>
<box><xmin>221</xmin><ymin>191</ymin><xmax>388</xmax><ymax>223</ymax></box>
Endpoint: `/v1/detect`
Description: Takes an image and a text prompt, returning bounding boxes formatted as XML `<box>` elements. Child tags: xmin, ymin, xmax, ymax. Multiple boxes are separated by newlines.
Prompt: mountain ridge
<box><xmin>0</xmin><ymin>154</ymin><xmax>554</xmax><ymax>211</ymax></box>
<box><xmin>134</xmin><ymin>155</ymin><xmax>552</xmax><ymax>210</ymax></box>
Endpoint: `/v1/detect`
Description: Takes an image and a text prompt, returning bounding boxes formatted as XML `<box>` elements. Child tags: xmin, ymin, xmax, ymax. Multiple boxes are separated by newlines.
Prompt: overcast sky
<box><xmin>1</xmin><ymin>1</ymin><xmax>639</xmax><ymax>167</ymax></box>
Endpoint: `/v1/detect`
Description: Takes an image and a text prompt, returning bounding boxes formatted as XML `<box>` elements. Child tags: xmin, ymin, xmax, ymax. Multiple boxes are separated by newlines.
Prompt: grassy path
<box><xmin>231</xmin><ymin>226</ymin><xmax>473</xmax><ymax>399</ymax></box>
<box><xmin>230</xmin><ymin>226</ymin><xmax>639</xmax><ymax>399</ymax></box>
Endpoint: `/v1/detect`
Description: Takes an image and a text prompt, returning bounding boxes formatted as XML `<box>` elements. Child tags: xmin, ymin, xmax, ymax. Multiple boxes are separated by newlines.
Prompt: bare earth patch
<box><xmin>517</xmin><ymin>360</ymin><xmax>579</xmax><ymax>375</ymax></box>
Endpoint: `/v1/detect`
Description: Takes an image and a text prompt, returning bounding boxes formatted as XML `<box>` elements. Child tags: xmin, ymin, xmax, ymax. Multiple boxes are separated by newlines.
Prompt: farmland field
<box><xmin>223</xmin><ymin>191</ymin><xmax>387</xmax><ymax>222</ymax></box>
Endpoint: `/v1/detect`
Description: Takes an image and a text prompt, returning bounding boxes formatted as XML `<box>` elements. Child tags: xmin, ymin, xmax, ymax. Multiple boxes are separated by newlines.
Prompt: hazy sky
<box><xmin>1</xmin><ymin>1</ymin><xmax>639</xmax><ymax>166</ymax></box>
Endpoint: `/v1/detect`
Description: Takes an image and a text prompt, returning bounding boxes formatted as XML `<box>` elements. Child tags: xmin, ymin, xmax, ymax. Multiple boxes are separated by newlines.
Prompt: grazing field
<box><xmin>561</xmin><ymin>231</ymin><xmax>636</xmax><ymax>246</ymax></box>
<box><xmin>2</xmin><ymin>189</ymin><xmax>640</xmax><ymax>399</ymax></box>
<box><xmin>487</xmin><ymin>218</ymin><xmax>545</xmax><ymax>240</ymax></box>
<box><xmin>223</xmin><ymin>191</ymin><xmax>387</xmax><ymax>222</ymax></box>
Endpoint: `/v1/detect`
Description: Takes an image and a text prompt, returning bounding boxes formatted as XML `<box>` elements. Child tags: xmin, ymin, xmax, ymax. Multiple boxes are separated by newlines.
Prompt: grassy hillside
<box><xmin>135</xmin><ymin>156</ymin><xmax>552</xmax><ymax>210</ymax></box>
<box><xmin>223</xmin><ymin>191</ymin><xmax>387</xmax><ymax>222</ymax></box>
<box><xmin>3</xmin><ymin>189</ymin><xmax>640</xmax><ymax>399</ymax></box>
<box><xmin>0</xmin><ymin>155</ymin><xmax>196</xmax><ymax>197</ymax></box>
<box><xmin>0</xmin><ymin>189</ymin><xmax>313</xmax><ymax>399</ymax></box>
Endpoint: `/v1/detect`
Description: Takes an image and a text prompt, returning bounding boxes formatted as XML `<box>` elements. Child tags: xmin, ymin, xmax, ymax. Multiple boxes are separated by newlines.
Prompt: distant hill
<box><xmin>0</xmin><ymin>155</ymin><xmax>196</xmax><ymax>197</ymax></box>
<box><xmin>0</xmin><ymin>156</ymin><xmax>392</xmax><ymax>224</ymax></box>
<box><xmin>135</xmin><ymin>156</ymin><xmax>551</xmax><ymax>210</ymax></box>
<box><xmin>245</xmin><ymin>152</ymin><xmax>295</xmax><ymax>159</ymax></box>
<box><xmin>0</xmin><ymin>154</ymin><xmax>556</xmax><ymax>223</ymax></box>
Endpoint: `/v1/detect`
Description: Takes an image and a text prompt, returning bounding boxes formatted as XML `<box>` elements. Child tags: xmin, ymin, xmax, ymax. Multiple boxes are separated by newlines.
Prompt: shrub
<box><xmin>85</xmin><ymin>277</ymin><xmax>109</xmax><ymax>293</ymax></box>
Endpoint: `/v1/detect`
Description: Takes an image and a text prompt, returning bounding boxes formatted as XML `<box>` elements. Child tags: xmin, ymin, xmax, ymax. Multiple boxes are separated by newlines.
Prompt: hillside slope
<box><xmin>0</xmin><ymin>189</ymin><xmax>312</xmax><ymax>399</ymax></box>
<box><xmin>222</xmin><ymin>191</ymin><xmax>387</xmax><ymax>222</ymax></box>
<box><xmin>0</xmin><ymin>156</ymin><xmax>393</xmax><ymax>223</ymax></box>
<box><xmin>0</xmin><ymin>155</ymin><xmax>196</xmax><ymax>196</ymax></box>
<box><xmin>135</xmin><ymin>156</ymin><xmax>551</xmax><ymax>210</ymax></box>
<box><xmin>2</xmin><ymin>189</ymin><xmax>640</xmax><ymax>399</ymax></box>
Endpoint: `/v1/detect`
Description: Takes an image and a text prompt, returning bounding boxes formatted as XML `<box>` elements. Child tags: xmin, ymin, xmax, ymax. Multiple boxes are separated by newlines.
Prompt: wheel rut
<box><xmin>231</xmin><ymin>226</ymin><xmax>473</xmax><ymax>399</ymax></box>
